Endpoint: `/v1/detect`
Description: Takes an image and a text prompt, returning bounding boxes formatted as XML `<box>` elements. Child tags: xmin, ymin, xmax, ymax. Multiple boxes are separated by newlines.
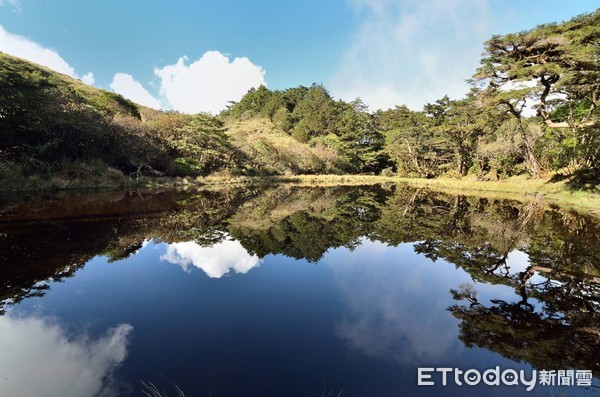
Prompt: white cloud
<box><xmin>81</xmin><ymin>72</ymin><xmax>95</xmax><ymax>86</ymax></box>
<box><xmin>155</xmin><ymin>51</ymin><xmax>266</xmax><ymax>114</ymax></box>
<box><xmin>0</xmin><ymin>314</ymin><xmax>133</xmax><ymax>397</ymax></box>
<box><xmin>161</xmin><ymin>239</ymin><xmax>262</xmax><ymax>278</ymax></box>
<box><xmin>330</xmin><ymin>0</ymin><xmax>494</xmax><ymax>110</ymax></box>
<box><xmin>109</xmin><ymin>72</ymin><xmax>161</xmax><ymax>109</ymax></box>
<box><xmin>0</xmin><ymin>25</ymin><xmax>94</xmax><ymax>83</ymax></box>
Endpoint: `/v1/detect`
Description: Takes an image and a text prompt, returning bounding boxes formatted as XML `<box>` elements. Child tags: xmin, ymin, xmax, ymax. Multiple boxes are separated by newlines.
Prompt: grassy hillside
<box><xmin>0</xmin><ymin>52</ymin><xmax>162</xmax><ymax>188</ymax></box>
<box><xmin>225</xmin><ymin>117</ymin><xmax>347</xmax><ymax>175</ymax></box>
<box><xmin>0</xmin><ymin>53</ymin><xmax>357</xmax><ymax>190</ymax></box>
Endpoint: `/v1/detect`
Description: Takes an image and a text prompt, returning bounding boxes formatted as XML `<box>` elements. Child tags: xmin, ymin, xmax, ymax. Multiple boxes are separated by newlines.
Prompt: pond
<box><xmin>0</xmin><ymin>184</ymin><xmax>599</xmax><ymax>396</ymax></box>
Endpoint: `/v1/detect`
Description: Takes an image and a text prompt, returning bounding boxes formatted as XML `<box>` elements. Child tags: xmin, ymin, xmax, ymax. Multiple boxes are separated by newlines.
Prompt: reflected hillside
<box><xmin>2</xmin><ymin>185</ymin><xmax>599</xmax><ymax>310</ymax></box>
<box><xmin>1</xmin><ymin>184</ymin><xmax>600</xmax><ymax>375</ymax></box>
<box><xmin>228</xmin><ymin>186</ymin><xmax>386</xmax><ymax>261</ymax></box>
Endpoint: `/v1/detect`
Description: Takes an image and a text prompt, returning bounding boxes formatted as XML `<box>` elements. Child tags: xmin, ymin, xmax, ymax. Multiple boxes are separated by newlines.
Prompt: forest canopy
<box><xmin>223</xmin><ymin>10</ymin><xmax>599</xmax><ymax>180</ymax></box>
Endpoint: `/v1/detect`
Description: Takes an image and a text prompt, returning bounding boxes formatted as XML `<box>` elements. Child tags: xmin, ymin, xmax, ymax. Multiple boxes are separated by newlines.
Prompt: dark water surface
<box><xmin>0</xmin><ymin>184</ymin><xmax>599</xmax><ymax>396</ymax></box>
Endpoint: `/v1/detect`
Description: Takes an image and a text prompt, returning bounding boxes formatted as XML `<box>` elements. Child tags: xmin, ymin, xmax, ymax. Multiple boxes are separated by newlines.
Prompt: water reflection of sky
<box><xmin>0</xmin><ymin>314</ymin><xmax>132</xmax><ymax>397</ymax></box>
<box><xmin>161</xmin><ymin>239</ymin><xmax>262</xmax><ymax>278</ymax></box>
<box><xmin>3</xmin><ymin>236</ymin><xmax>598</xmax><ymax>396</ymax></box>
<box><xmin>323</xmin><ymin>239</ymin><xmax>468</xmax><ymax>363</ymax></box>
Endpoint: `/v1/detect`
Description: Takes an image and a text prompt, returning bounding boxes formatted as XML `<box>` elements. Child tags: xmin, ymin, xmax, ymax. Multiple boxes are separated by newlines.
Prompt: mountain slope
<box><xmin>0</xmin><ymin>53</ymin><xmax>355</xmax><ymax>189</ymax></box>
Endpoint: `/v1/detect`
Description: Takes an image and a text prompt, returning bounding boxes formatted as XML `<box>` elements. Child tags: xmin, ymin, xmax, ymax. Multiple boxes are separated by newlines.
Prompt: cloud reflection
<box><xmin>161</xmin><ymin>239</ymin><xmax>262</xmax><ymax>278</ymax></box>
<box><xmin>325</xmin><ymin>240</ymin><xmax>467</xmax><ymax>363</ymax></box>
<box><xmin>0</xmin><ymin>314</ymin><xmax>133</xmax><ymax>397</ymax></box>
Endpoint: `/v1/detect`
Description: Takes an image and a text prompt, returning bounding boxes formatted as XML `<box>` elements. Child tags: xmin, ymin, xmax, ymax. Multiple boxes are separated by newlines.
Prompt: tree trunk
<box><xmin>456</xmin><ymin>151</ymin><xmax>468</xmax><ymax>177</ymax></box>
<box><xmin>406</xmin><ymin>142</ymin><xmax>423</xmax><ymax>175</ymax></box>
<box><xmin>520</xmin><ymin>124</ymin><xmax>543</xmax><ymax>178</ymax></box>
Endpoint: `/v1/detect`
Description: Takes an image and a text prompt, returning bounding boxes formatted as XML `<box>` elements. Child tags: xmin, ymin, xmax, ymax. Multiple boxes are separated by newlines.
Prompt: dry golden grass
<box><xmin>225</xmin><ymin>117</ymin><xmax>343</xmax><ymax>175</ymax></box>
<box><xmin>228</xmin><ymin>186</ymin><xmax>341</xmax><ymax>230</ymax></box>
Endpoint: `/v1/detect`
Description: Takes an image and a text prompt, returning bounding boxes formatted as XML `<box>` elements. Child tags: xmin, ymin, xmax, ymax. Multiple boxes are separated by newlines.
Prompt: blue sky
<box><xmin>1</xmin><ymin>0</ymin><xmax>599</xmax><ymax>112</ymax></box>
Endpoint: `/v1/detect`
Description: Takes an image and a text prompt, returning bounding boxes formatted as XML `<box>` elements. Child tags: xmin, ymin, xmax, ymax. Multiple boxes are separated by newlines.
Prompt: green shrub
<box><xmin>57</xmin><ymin>159</ymin><xmax>109</xmax><ymax>178</ymax></box>
<box><xmin>169</xmin><ymin>158</ymin><xmax>205</xmax><ymax>176</ymax></box>
<box><xmin>105</xmin><ymin>167</ymin><xmax>126</xmax><ymax>182</ymax></box>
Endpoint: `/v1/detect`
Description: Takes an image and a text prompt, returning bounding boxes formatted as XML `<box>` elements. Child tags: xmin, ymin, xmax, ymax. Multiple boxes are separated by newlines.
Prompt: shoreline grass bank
<box><xmin>1</xmin><ymin>173</ymin><xmax>598</xmax><ymax>217</ymax></box>
<box><xmin>394</xmin><ymin>175</ymin><xmax>600</xmax><ymax>217</ymax></box>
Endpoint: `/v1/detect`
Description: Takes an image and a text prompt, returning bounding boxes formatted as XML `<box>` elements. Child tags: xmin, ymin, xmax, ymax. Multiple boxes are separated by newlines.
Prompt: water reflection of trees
<box><xmin>1</xmin><ymin>184</ymin><xmax>599</xmax><ymax>373</ymax></box>
<box><xmin>374</xmin><ymin>188</ymin><xmax>600</xmax><ymax>374</ymax></box>
<box><xmin>228</xmin><ymin>186</ymin><xmax>385</xmax><ymax>261</ymax></box>
<box><xmin>0</xmin><ymin>188</ymin><xmax>255</xmax><ymax>313</ymax></box>
<box><xmin>449</xmin><ymin>280</ymin><xmax>600</xmax><ymax>374</ymax></box>
<box><xmin>446</xmin><ymin>234</ymin><xmax>600</xmax><ymax>374</ymax></box>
